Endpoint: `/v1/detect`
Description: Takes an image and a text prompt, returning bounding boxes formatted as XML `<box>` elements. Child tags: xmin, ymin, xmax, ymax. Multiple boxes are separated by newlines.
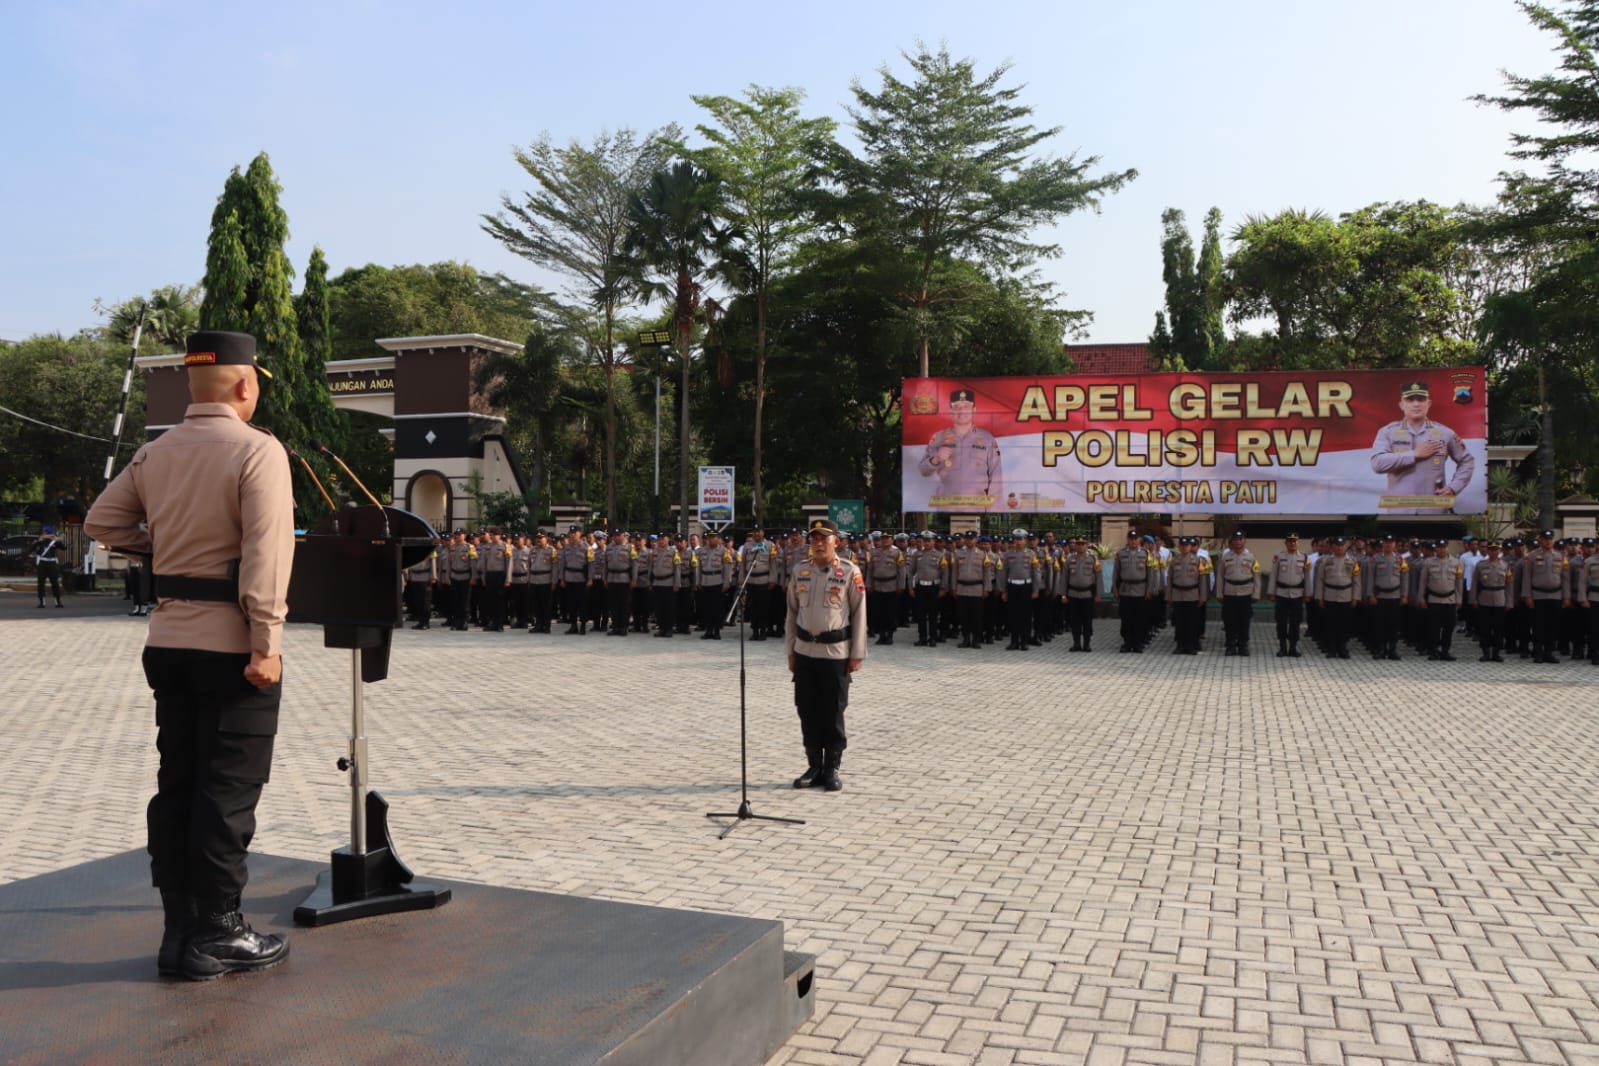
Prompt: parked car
<box><xmin>0</xmin><ymin>534</ymin><xmax>38</xmax><ymax>575</ymax></box>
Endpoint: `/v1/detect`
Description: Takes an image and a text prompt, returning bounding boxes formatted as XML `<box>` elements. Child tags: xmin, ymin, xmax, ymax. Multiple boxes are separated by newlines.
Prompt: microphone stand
<box><xmin>706</xmin><ymin>547</ymin><xmax>805</xmax><ymax>839</ymax></box>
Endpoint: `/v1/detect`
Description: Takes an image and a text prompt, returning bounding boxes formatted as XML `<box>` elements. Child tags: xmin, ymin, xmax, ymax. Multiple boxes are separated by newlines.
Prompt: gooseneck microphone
<box><xmin>285</xmin><ymin>444</ymin><xmax>338</xmax><ymax>513</ymax></box>
<box><xmin>310</xmin><ymin>439</ymin><xmax>390</xmax><ymax>537</ymax></box>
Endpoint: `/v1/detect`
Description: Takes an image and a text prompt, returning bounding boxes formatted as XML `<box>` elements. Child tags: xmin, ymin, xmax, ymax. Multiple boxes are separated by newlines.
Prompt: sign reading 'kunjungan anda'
<box><xmin>901</xmin><ymin>368</ymin><xmax>1487</xmax><ymax>515</ymax></box>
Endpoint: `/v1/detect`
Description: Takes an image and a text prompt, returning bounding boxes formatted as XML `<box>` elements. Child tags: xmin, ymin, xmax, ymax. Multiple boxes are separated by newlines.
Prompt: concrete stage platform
<box><xmin>0</xmin><ymin>850</ymin><xmax>815</xmax><ymax>1065</ymax></box>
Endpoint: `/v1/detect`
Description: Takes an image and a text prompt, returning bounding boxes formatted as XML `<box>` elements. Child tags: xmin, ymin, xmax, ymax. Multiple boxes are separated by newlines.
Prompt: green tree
<box><xmin>198</xmin><ymin>153</ymin><xmax>330</xmax><ymax>523</ymax></box>
<box><xmin>326</xmin><ymin>262</ymin><xmax>542</xmax><ymax>360</ymax></box>
<box><xmin>1473</xmin><ymin>0</ymin><xmax>1599</xmax><ymax>524</ymax></box>
<box><xmin>685</xmin><ymin>85</ymin><xmax>837</xmax><ymax>522</ymax></box>
<box><xmin>100</xmin><ymin>284</ymin><xmax>201</xmax><ymax>351</ymax></box>
<box><xmin>295</xmin><ymin>246</ymin><xmax>342</xmax><ymax>451</ymax></box>
<box><xmin>1149</xmin><ymin>208</ymin><xmax>1205</xmax><ymax>370</ymax></box>
<box><xmin>0</xmin><ymin>333</ymin><xmax>143</xmax><ymax>500</ymax></box>
<box><xmin>1196</xmin><ymin>208</ymin><xmax>1227</xmax><ymax>364</ymax></box>
<box><xmin>823</xmin><ymin>44</ymin><xmax>1136</xmax><ymax>377</ymax></box>
<box><xmin>623</xmin><ymin>161</ymin><xmax>725</xmax><ymax>535</ymax></box>
<box><xmin>482</xmin><ymin>126</ymin><xmax>680</xmax><ymax>520</ymax></box>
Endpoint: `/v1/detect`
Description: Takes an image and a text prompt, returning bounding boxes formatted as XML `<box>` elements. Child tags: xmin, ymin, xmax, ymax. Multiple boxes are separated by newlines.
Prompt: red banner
<box><xmin>901</xmin><ymin>368</ymin><xmax>1487</xmax><ymax>515</ymax></box>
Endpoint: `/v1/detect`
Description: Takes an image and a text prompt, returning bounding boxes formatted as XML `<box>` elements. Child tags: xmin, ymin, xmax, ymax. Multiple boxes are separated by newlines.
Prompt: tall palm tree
<box><xmin>623</xmin><ymin>162</ymin><xmax>726</xmax><ymax>535</ymax></box>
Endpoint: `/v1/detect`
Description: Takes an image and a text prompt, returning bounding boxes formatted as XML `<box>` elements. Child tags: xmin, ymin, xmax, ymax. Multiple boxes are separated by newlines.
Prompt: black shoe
<box><xmin>181</xmin><ymin>899</ymin><xmax>289</xmax><ymax>981</ymax></box>
<box><xmin>914</xmin><ymin>639</ymin><xmax>928</xmax><ymax>647</ymax></box>
<box><xmin>1480</xmin><ymin>653</ymin><xmax>1492</xmax><ymax>662</ymax></box>
<box><xmin>1288</xmin><ymin>647</ymin><xmax>1301</xmax><ymax>658</ymax></box>
<box><xmin>157</xmin><ymin>890</ymin><xmax>195</xmax><ymax>978</ymax></box>
<box><xmin>1439</xmin><ymin>653</ymin><xmax>1456</xmax><ymax>662</ymax></box>
<box><xmin>793</xmin><ymin>747</ymin><xmax>824</xmax><ymax>789</ymax></box>
<box><xmin>1493</xmin><ymin>654</ymin><xmax>1506</xmax><ymax>662</ymax></box>
<box><xmin>1428</xmin><ymin>653</ymin><xmax>1442</xmax><ymax>661</ymax></box>
<box><xmin>1544</xmin><ymin>655</ymin><xmax>1562</xmax><ymax>664</ymax></box>
<box><xmin>1224</xmin><ymin>646</ymin><xmax>1237</xmax><ymax>657</ymax></box>
<box><xmin>1277</xmin><ymin>649</ymin><xmax>1288</xmax><ymax>658</ymax></box>
<box><xmin>1027</xmin><ymin>638</ymin><xmax>1042</xmax><ymax>647</ymax></box>
<box><xmin>1119</xmin><ymin>645</ymin><xmax>1130</xmax><ymax>653</ymax></box>
<box><xmin>1337</xmin><ymin>649</ymin><xmax>1351</xmax><ymax>659</ymax></box>
<box><xmin>37</xmin><ymin>602</ymin><xmax>45</xmax><ymax>609</ymax></box>
<box><xmin>819</xmin><ymin>754</ymin><xmax>842</xmax><ymax>792</ymax></box>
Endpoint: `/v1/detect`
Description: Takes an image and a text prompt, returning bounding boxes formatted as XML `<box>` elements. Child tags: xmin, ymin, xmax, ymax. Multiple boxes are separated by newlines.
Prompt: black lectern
<box><xmin>287</xmin><ymin>504</ymin><xmax>450</xmax><ymax>926</ymax></box>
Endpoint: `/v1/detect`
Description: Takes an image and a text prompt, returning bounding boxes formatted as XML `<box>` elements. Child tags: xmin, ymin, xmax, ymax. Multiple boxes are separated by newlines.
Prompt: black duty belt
<box><xmin>1534</xmin><ymin>585</ymin><xmax>1561</xmax><ymax>593</ymax></box>
<box><xmin>1375</xmin><ymin>584</ymin><xmax>1400</xmax><ymax>593</ymax></box>
<box><xmin>1225</xmin><ymin>579</ymin><xmax>1253</xmax><ymax>586</ymax></box>
<box><xmin>564</xmin><ymin>569</ymin><xmax>588</xmax><ymax>575</ymax></box>
<box><xmin>1427</xmin><ymin>592</ymin><xmax>1457</xmax><ymax>601</ymax></box>
<box><xmin>1068</xmin><ymin>583</ymin><xmax>1094</xmax><ymax>590</ymax></box>
<box><xmin>1324</xmin><ymin>582</ymin><xmax>1352</xmax><ymax>590</ymax></box>
<box><xmin>795</xmin><ymin>625</ymin><xmax>850</xmax><ymax>644</ymax></box>
<box><xmin>1478</xmin><ymin>584</ymin><xmax>1505</xmax><ymax>591</ymax></box>
<box><xmin>1171</xmin><ymin>581</ymin><xmax>1199</xmax><ymax>590</ymax></box>
<box><xmin>152</xmin><ymin>573</ymin><xmax>239</xmax><ymax>603</ymax></box>
<box><xmin>607</xmin><ymin>568</ymin><xmax>631</xmax><ymax>574</ymax></box>
<box><xmin>1276</xmin><ymin>581</ymin><xmax>1303</xmax><ymax>589</ymax></box>
<box><xmin>958</xmin><ymin>579</ymin><xmax>984</xmax><ymax>586</ymax></box>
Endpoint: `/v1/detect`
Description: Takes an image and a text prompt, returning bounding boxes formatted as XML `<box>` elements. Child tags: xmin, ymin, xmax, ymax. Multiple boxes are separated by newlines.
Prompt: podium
<box><xmin>286</xmin><ymin>504</ymin><xmax>450</xmax><ymax>926</ymax></box>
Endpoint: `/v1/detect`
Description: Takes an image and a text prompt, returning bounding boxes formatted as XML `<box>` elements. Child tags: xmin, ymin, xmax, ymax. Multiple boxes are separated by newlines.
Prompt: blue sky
<box><xmin>0</xmin><ymin>0</ymin><xmax>1558</xmax><ymax>346</ymax></box>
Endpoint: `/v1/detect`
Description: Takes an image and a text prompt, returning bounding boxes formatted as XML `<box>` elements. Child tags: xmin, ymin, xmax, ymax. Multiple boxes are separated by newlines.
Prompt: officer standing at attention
<box><xmin>30</xmin><ymin>525</ymin><xmax>65</xmax><ymax>608</ymax></box>
<box><xmin>908</xmin><ymin>531</ymin><xmax>947</xmax><ymax>647</ymax></box>
<box><xmin>1112</xmin><ymin>529</ymin><xmax>1155</xmax><ymax>653</ymax></box>
<box><xmin>740</xmin><ymin>526</ymin><xmax>777</xmax><ymax>640</ymax></box>
<box><xmin>1364</xmin><ymin>534</ymin><xmax>1409</xmax><ymax>660</ymax></box>
<box><xmin>602</xmin><ymin>530</ymin><xmax>639</xmax><ymax>635</ymax></box>
<box><xmin>84</xmin><ymin>330</ymin><xmax>292</xmax><ymax>982</ymax></box>
<box><xmin>1314</xmin><ymin>536</ymin><xmax>1361</xmax><ymax>658</ymax></box>
<box><xmin>1520</xmin><ymin>529</ymin><xmax>1570</xmax><ymax>663</ymax></box>
<box><xmin>1579</xmin><ymin>539</ymin><xmax>1599</xmax><ymax>664</ymax></box>
<box><xmin>527</xmin><ymin>531</ymin><xmax>558</xmax><ymax>633</ymax></box>
<box><xmin>1166</xmin><ymin>537</ymin><xmax>1210</xmax><ymax>655</ymax></box>
<box><xmin>950</xmin><ymin>529</ymin><xmax>993</xmax><ymax>649</ymax></box>
<box><xmin>1418</xmin><ymin>539</ymin><xmax>1465</xmax><ymax>660</ymax></box>
<box><xmin>786</xmin><ymin>518</ymin><xmax>866</xmax><ymax>792</ymax></box>
<box><xmin>1000</xmin><ymin>529</ymin><xmax>1041</xmax><ymax>650</ymax></box>
<box><xmin>477</xmin><ymin>529</ymin><xmax>512</xmax><ymax>631</ymax></box>
<box><xmin>694</xmin><ymin>529</ymin><xmax>735</xmax><ymax>639</ymax></box>
<box><xmin>1063</xmin><ymin>535</ymin><xmax>1101</xmax><ymax>652</ymax></box>
<box><xmin>1266</xmin><ymin>533</ymin><xmax>1309</xmax><ymax>658</ymax></box>
<box><xmin>403</xmin><ymin>541</ymin><xmax>437</xmax><ymax>629</ymax></box>
<box><xmin>865</xmin><ymin>531</ymin><xmax>905</xmax><ymax>645</ymax></box>
<box><xmin>559</xmin><ymin>529</ymin><xmax>595</xmax><ymax>634</ymax></box>
<box><xmin>1472</xmin><ymin>540</ymin><xmax>1513</xmax><ymax>662</ymax></box>
<box><xmin>446</xmin><ymin>530</ymin><xmax>476</xmax><ymax>630</ymax></box>
<box><xmin>647</xmin><ymin>534</ymin><xmax>681</xmax><ymax>636</ymax></box>
<box><xmin>1218</xmin><ymin>530</ymin><xmax>1260</xmax><ymax>656</ymax></box>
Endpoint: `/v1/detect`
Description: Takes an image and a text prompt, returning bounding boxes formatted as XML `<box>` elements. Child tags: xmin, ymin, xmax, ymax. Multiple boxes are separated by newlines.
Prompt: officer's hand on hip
<box><xmin>847</xmin><ymin>658</ymin><xmax>863</xmax><ymax>674</ymax></box>
<box><xmin>245</xmin><ymin>654</ymin><xmax>281</xmax><ymax>689</ymax></box>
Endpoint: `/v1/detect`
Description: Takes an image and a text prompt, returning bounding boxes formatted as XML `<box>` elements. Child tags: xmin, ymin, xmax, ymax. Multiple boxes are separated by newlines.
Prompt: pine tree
<box><xmin>1197</xmin><ymin>208</ymin><xmax>1227</xmax><ymax>367</ymax></box>
<box><xmin>296</xmin><ymin>245</ymin><xmax>342</xmax><ymax>450</ymax></box>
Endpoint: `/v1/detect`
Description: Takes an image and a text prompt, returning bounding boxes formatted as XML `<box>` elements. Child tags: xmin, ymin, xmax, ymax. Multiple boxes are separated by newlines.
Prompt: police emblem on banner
<box><xmin>1452</xmin><ymin>371</ymin><xmax>1474</xmax><ymax>405</ymax></box>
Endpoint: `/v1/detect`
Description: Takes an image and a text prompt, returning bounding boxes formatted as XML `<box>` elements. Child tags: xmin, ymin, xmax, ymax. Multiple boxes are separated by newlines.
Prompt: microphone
<box><xmin>310</xmin><ymin>439</ymin><xmax>390</xmax><ymax>537</ymax></box>
<box><xmin>285</xmin><ymin>444</ymin><xmax>338</xmax><ymax>513</ymax></box>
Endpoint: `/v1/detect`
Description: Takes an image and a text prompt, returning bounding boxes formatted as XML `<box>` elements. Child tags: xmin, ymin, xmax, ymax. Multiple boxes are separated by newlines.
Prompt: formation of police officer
<box><xmin>397</xmin><ymin>523</ymin><xmax>1599</xmax><ymax>670</ymax></box>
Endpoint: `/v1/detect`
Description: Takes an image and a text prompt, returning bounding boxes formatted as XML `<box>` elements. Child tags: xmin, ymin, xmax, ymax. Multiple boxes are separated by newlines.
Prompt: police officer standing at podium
<box><xmin>85</xmin><ymin>330</ymin><xmax>293</xmax><ymax>982</ymax></box>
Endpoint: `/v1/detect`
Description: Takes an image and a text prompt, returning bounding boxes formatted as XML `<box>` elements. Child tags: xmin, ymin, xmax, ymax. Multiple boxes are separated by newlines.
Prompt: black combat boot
<box><xmin>1277</xmin><ymin>639</ymin><xmax>1288</xmax><ymax>658</ymax></box>
<box><xmin>793</xmin><ymin>746</ymin><xmax>825</xmax><ymax>789</ymax></box>
<box><xmin>157</xmin><ymin>890</ymin><xmax>195</xmax><ymax>978</ymax></box>
<box><xmin>819</xmin><ymin>750</ymin><xmax>842</xmax><ymax>792</ymax></box>
<box><xmin>181</xmin><ymin>897</ymin><xmax>289</xmax><ymax>981</ymax></box>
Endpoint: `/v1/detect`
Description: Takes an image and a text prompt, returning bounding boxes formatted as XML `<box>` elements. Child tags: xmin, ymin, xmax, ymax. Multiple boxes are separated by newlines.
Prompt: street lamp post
<box><xmin>637</xmin><ymin>330</ymin><xmax>673</xmax><ymax>529</ymax></box>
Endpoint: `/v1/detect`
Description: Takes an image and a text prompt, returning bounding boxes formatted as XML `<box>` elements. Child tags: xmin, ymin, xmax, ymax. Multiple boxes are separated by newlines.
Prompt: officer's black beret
<box><xmin>185</xmin><ymin>330</ymin><xmax>271</xmax><ymax>379</ymax></box>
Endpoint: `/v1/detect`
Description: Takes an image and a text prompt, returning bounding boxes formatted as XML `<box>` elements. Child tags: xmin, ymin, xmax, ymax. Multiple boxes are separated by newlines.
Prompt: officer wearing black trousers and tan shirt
<box><xmin>786</xmin><ymin>519</ymin><xmax>866</xmax><ymax>793</ymax></box>
<box><xmin>85</xmin><ymin>330</ymin><xmax>292</xmax><ymax>982</ymax></box>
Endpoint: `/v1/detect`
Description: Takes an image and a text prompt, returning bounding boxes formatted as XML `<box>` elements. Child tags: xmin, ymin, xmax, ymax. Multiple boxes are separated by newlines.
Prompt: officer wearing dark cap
<box><xmin>918</xmin><ymin>389</ymin><xmax>1003</xmax><ymax>510</ymax></box>
<box><xmin>1166</xmin><ymin>537</ymin><xmax>1209</xmax><ymax>654</ymax></box>
<box><xmin>786</xmin><ymin>519</ymin><xmax>866</xmax><ymax>791</ymax></box>
<box><xmin>1266</xmin><ymin>533</ymin><xmax>1310</xmax><ymax>657</ymax></box>
<box><xmin>29</xmin><ymin>525</ymin><xmax>65</xmax><ymax>608</ymax></box>
<box><xmin>1520</xmin><ymin>529</ymin><xmax>1570</xmax><ymax>662</ymax></box>
<box><xmin>1364</xmin><ymin>534</ymin><xmax>1409</xmax><ymax>660</ymax></box>
<box><xmin>1218</xmin><ymin>530</ymin><xmax>1260</xmax><ymax>656</ymax></box>
<box><xmin>1112</xmin><ymin>529</ymin><xmax>1155</xmax><ymax>652</ymax></box>
<box><xmin>740</xmin><ymin>525</ymin><xmax>778</xmax><ymax>639</ymax></box>
<box><xmin>1471</xmin><ymin>540</ymin><xmax>1512</xmax><ymax>661</ymax></box>
<box><xmin>85</xmin><ymin>330</ymin><xmax>292</xmax><ymax>980</ymax></box>
<box><xmin>1314</xmin><ymin>536</ymin><xmax>1360</xmax><ymax>658</ymax></box>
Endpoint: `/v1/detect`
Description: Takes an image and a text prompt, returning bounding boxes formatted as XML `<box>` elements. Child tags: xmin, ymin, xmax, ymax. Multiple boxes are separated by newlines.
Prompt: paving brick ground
<box><xmin>5</xmin><ymin>591</ymin><xmax>1599</xmax><ymax>1065</ymax></box>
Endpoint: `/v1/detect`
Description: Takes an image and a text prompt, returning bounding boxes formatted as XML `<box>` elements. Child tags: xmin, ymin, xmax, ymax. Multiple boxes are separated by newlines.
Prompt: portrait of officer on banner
<box><xmin>917</xmin><ymin>388</ymin><xmax>1003</xmax><ymax>512</ymax></box>
<box><xmin>1370</xmin><ymin>379</ymin><xmax>1475</xmax><ymax>515</ymax></box>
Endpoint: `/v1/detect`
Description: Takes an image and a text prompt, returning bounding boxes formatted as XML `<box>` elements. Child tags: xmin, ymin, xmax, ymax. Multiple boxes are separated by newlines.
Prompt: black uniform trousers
<box><xmin>1478</xmin><ymin>602</ymin><xmax>1506</xmax><ymax>654</ymax></box>
<box><xmin>606</xmin><ymin>582</ymin><xmax>632</xmax><ymax>633</ymax></box>
<box><xmin>651</xmin><ymin>584</ymin><xmax>676</xmax><ymax>634</ymax></box>
<box><xmin>698</xmin><ymin>584</ymin><xmax>725</xmax><ymax>636</ymax></box>
<box><xmin>1275</xmin><ymin>596</ymin><xmax>1304</xmax><ymax>647</ymax></box>
<box><xmin>912</xmin><ymin>583</ymin><xmax>940</xmax><ymax>642</ymax></box>
<box><xmin>1066</xmin><ymin>595</ymin><xmax>1095</xmax><ymax>644</ymax></box>
<box><xmin>142</xmin><ymin>647</ymin><xmax>278</xmax><ymax>899</ymax></box>
<box><xmin>563</xmin><ymin>578</ymin><xmax>588</xmax><ymax>629</ymax></box>
<box><xmin>1427</xmin><ymin>600</ymin><xmax>1457</xmax><ymax>654</ymax></box>
<box><xmin>676</xmin><ymin>587</ymin><xmax>694</xmax><ymax>632</ymax></box>
<box><xmin>1005</xmin><ymin>582</ymin><xmax>1033</xmax><ymax>645</ymax></box>
<box><xmin>1171</xmin><ymin>599</ymin><xmax>1203</xmax><ymax>651</ymax></box>
<box><xmin>746</xmin><ymin>578</ymin><xmax>771</xmax><ymax>636</ymax></box>
<box><xmin>1372</xmin><ymin>597</ymin><xmax>1401</xmax><ymax>652</ymax></box>
<box><xmin>404</xmin><ymin>580</ymin><xmax>431</xmax><ymax>624</ymax></box>
<box><xmin>1118</xmin><ymin>594</ymin><xmax>1145</xmax><ymax>648</ymax></box>
<box><xmin>1222</xmin><ymin>595</ymin><xmax>1253</xmax><ymax>649</ymax></box>
<box><xmin>481</xmin><ymin>572</ymin><xmax>507</xmax><ymax>629</ymax></box>
<box><xmin>792</xmin><ymin>653</ymin><xmax>848</xmax><ymax>751</ymax></box>
<box><xmin>1532</xmin><ymin>598</ymin><xmax>1562</xmax><ymax>657</ymax></box>
<box><xmin>867</xmin><ymin>589</ymin><xmax>895</xmax><ymax>635</ymax></box>
<box><xmin>37</xmin><ymin>559</ymin><xmax>62</xmax><ymax>602</ymax></box>
<box><xmin>531</xmin><ymin>583</ymin><xmax>553</xmax><ymax>631</ymax></box>
<box><xmin>510</xmin><ymin>581</ymin><xmax>530</xmax><ymax>628</ymax></box>
<box><xmin>1321</xmin><ymin>601</ymin><xmax>1352</xmax><ymax>653</ymax></box>
<box><xmin>955</xmin><ymin>593</ymin><xmax>984</xmax><ymax>644</ymax></box>
<box><xmin>448</xmin><ymin>576</ymin><xmax>472</xmax><ymax>628</ymax></box>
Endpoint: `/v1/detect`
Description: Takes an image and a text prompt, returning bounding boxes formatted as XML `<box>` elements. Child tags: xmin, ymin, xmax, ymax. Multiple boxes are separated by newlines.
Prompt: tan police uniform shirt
<box><xmin>784</xmin><ymin>555</ymin><xmax>868</xmax><ymax>662</ymax></box>
<box><xmin>85</xmin><ymin>402</ymin><xmax>294</xmax><ymax>658</ymax></box>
